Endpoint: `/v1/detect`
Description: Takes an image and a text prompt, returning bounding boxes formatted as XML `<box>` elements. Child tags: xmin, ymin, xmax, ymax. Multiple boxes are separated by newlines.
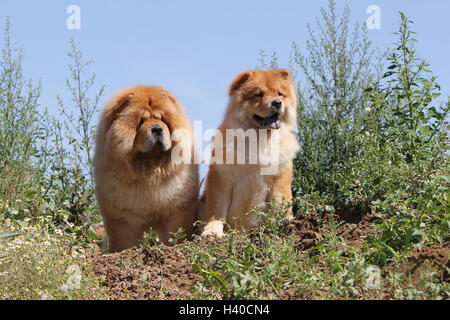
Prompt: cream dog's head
<box><xmin>227</xmin><ymin>69</ymin><xmax>297</xmax><ymax>130</ymax></box>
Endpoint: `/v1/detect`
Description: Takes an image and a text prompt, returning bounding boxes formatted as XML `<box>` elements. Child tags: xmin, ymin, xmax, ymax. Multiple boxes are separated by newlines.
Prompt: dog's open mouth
<box><xmin>253</xmin><ymin>114</ymin><xmax>281</xmax><ymax>129</ymax></box>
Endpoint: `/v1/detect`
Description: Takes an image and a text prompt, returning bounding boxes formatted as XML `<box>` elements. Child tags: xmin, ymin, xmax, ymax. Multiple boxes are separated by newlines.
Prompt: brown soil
<box><xmin>290</xmin><ymin>209</ymin><xmax>377</xmax><ymax>250</ymax></box>
<box><xmin>412</xmin><ymin>244</ymin><xmax>449</xmax><ymax>282</ymax></box>
<box><xmin>289</xmin><ymin>213</ymin><xmax>322</xmax><ymax>250</ymax></box>
<box><xmin>335</xmin><ymin>211</ymin><xmax>378</xmax><ymax>247</ymax></box>
<box><xmin>87</xmin><ymin>211</ymin><xmax>447</xmax><ymax>300</ymax></box>
<box><xmin>89</xmin><ymin>214</ymin><xmax>325</xmax><ymax>300</ymax></box>
<box><xmin>89</xmin><ymin>246</ymin><xmax>200</xmax><ymax>299</ymax></box>
<box><xmin>413</xmin><ymin>245</ymin><xmax>449</xmax><ymax>267</ymax></box>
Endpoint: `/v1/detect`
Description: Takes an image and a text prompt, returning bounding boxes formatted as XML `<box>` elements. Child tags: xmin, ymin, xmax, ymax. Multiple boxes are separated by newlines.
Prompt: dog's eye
<box><xmin>278</xmin><ymin>91</ymin><xmax>284</xmax><ymax>97</ymax></box>
<box><xmin>160</xmin><ymin>117</ymin><xmax>171</xmax><ymax>132</ymax></box>
<box><xmin>137</xmin><ymin>117</ymin><xmax>145</xmax><ymax>130</ymax></box>
<box><xmin>255</xmin><ymin>91</ymin><xmax>264</xmax><ymax>98</ymax></box>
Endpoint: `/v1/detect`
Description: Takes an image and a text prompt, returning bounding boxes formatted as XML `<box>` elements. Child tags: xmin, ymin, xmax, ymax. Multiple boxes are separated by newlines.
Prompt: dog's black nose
<box><xmin>151</xmin><ymin>125</ymin><xmax>163</xmax><ymax>135</ymax></box>
<box><xmin>271</xmin><ymin>99</ymin><xmax>282</xmax><ymax>109</ymax></box>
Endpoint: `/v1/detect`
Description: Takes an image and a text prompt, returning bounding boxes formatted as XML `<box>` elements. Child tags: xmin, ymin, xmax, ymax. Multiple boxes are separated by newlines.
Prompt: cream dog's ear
<box><xmin>277</xmin><ymin>69</ymin><xmax>296</xmax><ymax>89</ymax></box>
<box><xmin>229</xmin><ymin>70</ymin><xmax>252</xmax><ymax>96</ymax></box>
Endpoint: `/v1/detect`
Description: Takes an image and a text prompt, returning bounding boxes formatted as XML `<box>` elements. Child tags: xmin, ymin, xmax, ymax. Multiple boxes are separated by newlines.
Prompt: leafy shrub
<box><xmin>0</xmin><ymin>18</ymin><xmax>42</xmax><ymax>201</ymax></box>
<box><xmin>291</xmin><ymin>0</ymin><xmax>382</xmax><ymax>202</ymax></box>
<box><xmin>343</xmin><ymin>13</ymin><xmax>449</xmax><ymax>264</ymax></box>
<box><xmin>0</xmin><ymin>19</ymin><xmax>104</xmax><ymax>238</ymax></box>
<box><xmin>290</xmin><ymin>2</ymin><xmax>449</xmax><ymax>265</ymax></box>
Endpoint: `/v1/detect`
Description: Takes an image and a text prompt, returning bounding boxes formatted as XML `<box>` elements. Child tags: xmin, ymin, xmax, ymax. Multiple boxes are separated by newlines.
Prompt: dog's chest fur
<box><xmin>98</xmin><ymin>163</ymin><xmax>194</xmax><ymax>223</ymax></box>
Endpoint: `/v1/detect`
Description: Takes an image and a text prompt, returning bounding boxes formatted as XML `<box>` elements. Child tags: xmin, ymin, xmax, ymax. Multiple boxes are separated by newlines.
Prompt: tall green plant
<box><xmin>0</xmin><ymin>27</ymin><xmax>105</xmax><ymax>232</ymax></box>
<box><xmin>49</xmin><ymin>38</ymin><xmax>105</xmax><ymax>225</ymax></box>
<box><xmin>291</xmin><ymin>0</ymin><xmax>380</xmax><ymax>203</ymax></box>
<box><xmin>365</xmin><ymin>12</ymin><xmax>449</xmax><ymax>164</ymax></box>
<box><xmin>57</xmin><ymin>38</ymin><xmax>105</xmax><ymax>187</ymax></box>
<box><xmin>340</xmin><ymin>13</ymin><xmax>449</xmax><ymax>262</ymax></box>
<box><xmin>0</xmin><ymin>18</ymin><xmax>42</xmax><ymax>199</ymax></box>
<box><xmin>357</xmin><ymin>12</ymin><xmax>449</xmax><ymax>202</ymax></box>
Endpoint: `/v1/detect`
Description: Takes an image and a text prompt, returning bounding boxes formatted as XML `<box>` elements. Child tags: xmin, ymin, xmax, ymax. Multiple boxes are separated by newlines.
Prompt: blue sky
<box><xmin>1</xmin><ymin>0</ymin><xmax>449</xmax><ymax>178</ymax></box>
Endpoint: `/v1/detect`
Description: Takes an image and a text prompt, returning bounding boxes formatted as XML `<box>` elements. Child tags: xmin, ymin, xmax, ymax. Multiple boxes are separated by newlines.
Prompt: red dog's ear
<box><xmin>161</xmin><ymin>89</ymin><xmax>184</xmax><ymax>115</ymax></box>
<box><xmin>112</xmin><ymin>94</ymin><xmax>132</xmax><ymax>116</ymax></box>
<box><xmin>229</xmin><ymin>71</ymin><xmax>252</xmax><ymax>96</ymax></box>
<box><xmin>162</xmin><ymin>90</ymin><xmax>178</xmax><ymax>106</ymax></box>
<box><xmin>102</xmin><ymin>89</ymin><xmax>134</xmax><ymax>124</ymax></box>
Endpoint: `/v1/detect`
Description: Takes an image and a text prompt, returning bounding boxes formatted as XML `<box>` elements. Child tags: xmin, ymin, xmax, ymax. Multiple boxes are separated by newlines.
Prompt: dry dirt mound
<box><xmin>335</xmin><ymin>212</ymin><xmax>377</xmax><ymax>247</ymax></box>
<box><xmin>90</xmin><ymin>246</ymin><xmax>200</xmax><ymax>300</ymax></box>
<box><xmin>88</xmin><ymin>211</ymin><xmax>445</xmax><ymax>300</ymax></box>
<box><xmin>413</xmin><ymin>245</ymin><xmax>449</xmax><ymax>267</ymax></box>
<box><xmin>288</xmin><ymin>210</ymin><xmax>377</xmax><ymax>250</ymax></box>
<box><xmin>88</xmin><ymin>214</ymin><xmax>324</xmax><ymax>300</ymax></box>
<box><xmin>289</xmin><ymin>214</ymin><xmax>322</xmax><ymax>250</ymax></box>
<box><xmin>412</xmin><ymin>244</ymin><xmax>449</xmax><ymax>282</ymax></box>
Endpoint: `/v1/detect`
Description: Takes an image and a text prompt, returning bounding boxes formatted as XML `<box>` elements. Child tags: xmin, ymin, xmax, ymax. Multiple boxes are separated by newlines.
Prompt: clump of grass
<box><xmin>0</xmin><ymin>217</ymin><xmax>106</xmax><ymax>300</ymax></box>
<box><xmin>183</xmin><ymin>203</ymin><xmax>448</xmax><ymax>299</ymax></box>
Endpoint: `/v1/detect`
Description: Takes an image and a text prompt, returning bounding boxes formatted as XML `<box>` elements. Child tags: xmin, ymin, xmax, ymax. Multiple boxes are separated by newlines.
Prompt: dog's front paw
<box><xmin>201</xmin><ymin>220</ymin><xmax>224</xmax><ymax>238</ymax></box>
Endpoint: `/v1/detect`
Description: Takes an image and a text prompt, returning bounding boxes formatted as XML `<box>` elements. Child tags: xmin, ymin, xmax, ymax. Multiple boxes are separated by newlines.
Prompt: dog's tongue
<box><xmin>264</xmin><ymin>115</ymin><xmax>281</xmax><ymax>129</ymax></box>
<box><xmin>270</xmin><ymin>119</ymin><xmax>281</xmax><ymax>129</ymax></box>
